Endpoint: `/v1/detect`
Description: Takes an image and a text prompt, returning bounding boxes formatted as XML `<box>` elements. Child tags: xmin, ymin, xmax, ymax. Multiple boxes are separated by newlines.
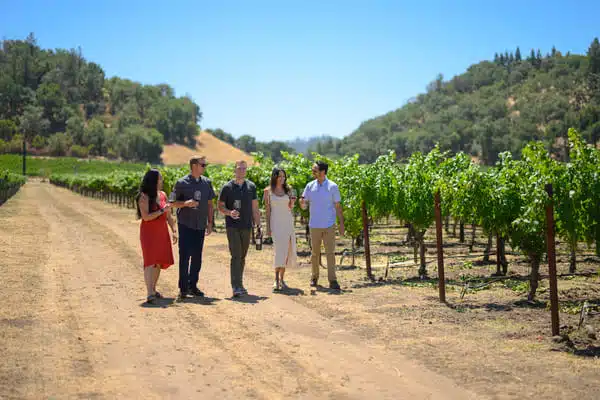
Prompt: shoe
<box><xmin>190</xmin><ymin>287</ymin><xmax>204</xmax><ymax>297</ymax></box>
<box><xmin>232</xmin><ymin>288</ymin><xmax>243</xmax><ymax>297</ymax></box>
<box><xmin>154</xmin><ymin>291</ymin><xmax>163</xmax><ymax>299</ymax></box>
<box><xmin>240</xmin><ymin>287</ymin><xmax>248</xmax><ymax>295</ymax></box>
<box><xmin>273</xmin><ymin>281</ymin><xmax>280</xmax><ymax>292</ymax></box>
<box><xmin>329</xmin><ymin>280</ymin><xmax>341</xmax><ymax>290</ymax></box>
<box><xmin>310</xmin><ymin>279</ymin><xmax>318</xmax><ymax>287</ymax></box>
<box><xmin>177</xmin><ymin>291</ymin><xmax>189</xmax><ymax>301</ymax></box>
<box><xmin>146</xmin><ymin>294</ymin><xmax>156</xmax><ymax>304</ymax></box>
<box><xmin>280</xmin><ymin>280</ymin><xmax>289</xmax><ymax>290</ymax></box>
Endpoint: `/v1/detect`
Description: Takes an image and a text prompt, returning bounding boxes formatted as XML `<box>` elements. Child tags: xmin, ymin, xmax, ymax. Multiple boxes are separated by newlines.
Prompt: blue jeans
<box><xmin>178</xmin><ymin>223</ymin><xmax>206</xmax><ymax>292</ymax></box>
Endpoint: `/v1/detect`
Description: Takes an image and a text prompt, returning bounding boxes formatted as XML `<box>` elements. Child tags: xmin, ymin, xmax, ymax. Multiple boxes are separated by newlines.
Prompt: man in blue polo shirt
<box><xmin>300</xmin><ymin>160</ymin><xmax>345</xmax><ymax>290</ymax></box>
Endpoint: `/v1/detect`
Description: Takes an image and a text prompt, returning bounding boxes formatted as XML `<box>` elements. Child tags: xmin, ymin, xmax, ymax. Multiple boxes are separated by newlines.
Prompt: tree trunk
<box><xmin>527</xmin><ymin>253</ymin><xmax>541</xmax><ymax>301</ymax></box>
<box><xmin>413</xmin><ymin>242</ymin><xmax>418</xmax><ymax>265</ymax></box>
<box><xmin>459</xmin><ymin>221</ymin><xmax>465</xmax><ymax>243</ymax></box>
<box><xmin>406</xmin><ymin>223</ymin><xmax>415</xmax><ymax>243</ymax></box>
<box><xmin>483</xmin><ymin>232</ymin><xmax>493</xmax><ymax>262</ymax></box>
<box><xmin>445</xmin><ymin>216</ymin><xmax>450</xmax><ymax>234</ymax></box>
<box><xmin>452</xmin><ymin>218</ymin><xmax>458</xmax><ymax>237</ymax></box>
<box><xmin>356</xmin><ymin>231</ymin><xmax>363</xmax><ymax>247</ymax></box>
<box><xmin>416</xmin><ymin>230</ymin><xmax>427</xmax><ymax>277</ymax></box>
<box><xmin>351</xmin><ymin>238</ymin><xmax>356</xmax><ymax>266</ymax></box>
<box><xmin>495</xmin><ymin>235</ymin><xmax>508</xmax><ymax>275</ymax></box>
<box><xmin>569</xmin><ymin>242</ymin><xmax>577</xmax><ymax>274</ymax></box>
<box><xmin>469</xmin><ymin>223</ymin><xmax>476</xmax><ymax>252</ymax></box>
<box><xmin>500</xmin><ymin>237</ymin><xmax>508</xmax><ymax>275</ymax></box>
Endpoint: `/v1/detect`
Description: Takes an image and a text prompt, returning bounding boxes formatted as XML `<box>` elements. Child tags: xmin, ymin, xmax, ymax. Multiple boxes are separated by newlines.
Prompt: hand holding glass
<box><xmin>231</xmin><ymin>200</ymin><xmax>241</xmax><ymax>219</ymax></box>
<box><xmin>194</xmin><ymin>191</ymin><xmax>202</xmax><ymax>209</ymax></box>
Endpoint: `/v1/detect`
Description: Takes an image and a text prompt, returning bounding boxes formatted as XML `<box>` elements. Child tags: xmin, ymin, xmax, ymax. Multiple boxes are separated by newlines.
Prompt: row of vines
<box><xmin>0</xmin><ymin>169</ymin><xmax>27</xmax><ymax>205</ymax></box>
<box><xmin>48</xmin><ymin>128</ymin><xmax>600</xmax><ymax>301</ymax></box>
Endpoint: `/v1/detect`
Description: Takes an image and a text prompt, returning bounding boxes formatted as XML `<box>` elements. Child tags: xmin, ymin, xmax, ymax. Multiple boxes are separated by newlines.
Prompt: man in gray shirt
<box><xmin>218</xmin><ymin>160</ymin><xmax>261</xmax><ymax>297</ymax></box>
<box><xmin>171</xmin><ymin>155</ymin><xmax>215</xmax><ymax>299</ymax></box>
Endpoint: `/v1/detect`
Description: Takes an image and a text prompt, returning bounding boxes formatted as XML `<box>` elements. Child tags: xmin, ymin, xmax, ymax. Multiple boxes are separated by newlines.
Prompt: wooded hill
<box><xmin>330</xmin><ymin>38</ymin><xmax>600</xmax><ymax>164</ymax></box>
<box><xmin>0</xmin><ymin>33</ymin><xmax>200</xmax><ymax>163</ymax></box>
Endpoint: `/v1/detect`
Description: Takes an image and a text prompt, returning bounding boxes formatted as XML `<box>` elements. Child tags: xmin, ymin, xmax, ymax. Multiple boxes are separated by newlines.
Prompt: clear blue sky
<box><xmin>3</xmin><ymin>0</ymin><xmax>600</xmax><ymax>142</ymax></box>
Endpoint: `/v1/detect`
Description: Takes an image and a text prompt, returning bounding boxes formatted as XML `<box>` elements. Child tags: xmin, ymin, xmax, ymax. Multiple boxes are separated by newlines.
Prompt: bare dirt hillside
<box><xmin>161</xmin><ymin>131</ymin><xmax>255</xmax><ymax>166</ymax></box>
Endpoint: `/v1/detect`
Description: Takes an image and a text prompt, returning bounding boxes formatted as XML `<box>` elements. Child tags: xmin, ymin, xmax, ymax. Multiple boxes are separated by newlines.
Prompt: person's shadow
<box><xmin>310</xmin><ymin>285</ymin><xmax>345</xmax><ymax>296</ymax></box>
<box><xmin>140</xmin><ymin>297</ymin><xmax>176</xmax><ymax>308</ymax></box>
<box><xmin>179</xmin><ymin>296</ymin><xmax>221</xmax><ymax>306</ymax></box>
<box><xmin>226</xmin><ymin>294</ymin><xmax>269</xmax><ymax>304</ymax></box>
<box><xmin>279</xmin><ymin>287</ymin><xmax>305</xmax><ymax>296</ymax></box>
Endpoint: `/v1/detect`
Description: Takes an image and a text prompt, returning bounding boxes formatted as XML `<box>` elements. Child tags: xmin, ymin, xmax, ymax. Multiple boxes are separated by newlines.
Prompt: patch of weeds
<box><xmin>398</xmin><ymin>280</ymin><xmax>437</xmax><ymax>289</ymax></box>
<box><xmin>504</xmin><ymin>279</ymin><xmax>529</xmax><ymax>294</ymax></box>
<box><xmin>389</xmin><ymin>254</ymin><xmax>409</xmax><ymax>263</ymax></box>
<box><xmin>460</xmin><ymin>261</ymin><xmax>474</xmax><ymax>270</ymax></box>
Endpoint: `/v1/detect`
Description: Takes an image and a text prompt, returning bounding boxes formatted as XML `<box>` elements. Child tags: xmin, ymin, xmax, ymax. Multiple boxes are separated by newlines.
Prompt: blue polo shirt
<box><xmin>302</xmin><ymin>178</ymin><xmax>341</xmax><ymax>229</ymax></box>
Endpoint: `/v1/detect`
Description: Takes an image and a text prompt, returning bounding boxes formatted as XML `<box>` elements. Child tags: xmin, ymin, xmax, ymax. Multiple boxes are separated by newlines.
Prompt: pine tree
<box><xmin>509</xmin><ymin>52</ymin><xmax>515</xmax><ymax>64</ymax></box>
<box><xmin>529</xmin><ymin>49</ymin><xmax>536</xmax><ymax>62</ymax></box>
<box><xmin>587</xmin><ymin>37</ymin><xmax>600</xmax><ymax>94</ymax></box>
<box><xmin>588</xmin><ymin>38</ymin><xmax>600</xmax><ymax>75</ymax></box>
<box><xmin>515</xmin><ymin>47</ymin><xmax>522</xmax><ymax>62</ymax></box>
<box><xmin>494</xmin><ymin>52</ymin><xmax>500</xmax><ymax>63</ymax></box>
<box><xmin>551</xmin><ymin>46</ymin><xmax>557</xmax><ymax>57</ymax></box>
<box><xmin>504</xmin><ymin>51</ymin><xmax>510</xmax><ymax>64</ymax></box>
<box><xmin>499</xmin><ymin>53</ymin><xmax>505</xmax><ymax>65</ymax></box>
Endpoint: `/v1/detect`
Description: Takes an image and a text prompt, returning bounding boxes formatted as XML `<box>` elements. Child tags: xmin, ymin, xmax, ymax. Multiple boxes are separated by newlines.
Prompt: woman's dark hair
<box><xmin>136</xmin><ymin>169</ymin><xmax>161</xmax><ymax>219</ymax></box>
<box><xmin>270</xmin><ymin>167</ymin><xmax>290</xmax><ymax>195</ymax></box>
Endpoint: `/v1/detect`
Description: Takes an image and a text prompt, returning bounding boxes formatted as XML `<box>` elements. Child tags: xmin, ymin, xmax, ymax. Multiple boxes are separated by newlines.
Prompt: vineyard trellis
<box><xmin>0</xmin><ymin>169</ymin><xmax>27</xmax><ymax>205</ymax></box>
<box><xmin>45</xmin><ymin>128</ymin><xmax>599</xmax><ymax>307</ymax></box>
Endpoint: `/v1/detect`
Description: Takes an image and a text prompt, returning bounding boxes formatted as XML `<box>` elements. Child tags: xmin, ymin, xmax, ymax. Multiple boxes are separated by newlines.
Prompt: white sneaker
<box><xmin>273</xmin><ymin>281</ymin><xmax>280</xmax><ymax>292</ymax></box>
<box><xmin>280</xmin><ymin>280</ymin><xmax>289</xmax><ymax>290</ymax></box>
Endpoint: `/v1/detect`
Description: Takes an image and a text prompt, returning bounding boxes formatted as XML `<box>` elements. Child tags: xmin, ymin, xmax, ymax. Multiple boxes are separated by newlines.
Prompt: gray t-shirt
<box><xmin>173</xmin><ymin>174</ymin><xmax>215</xmax><ymax>230</ymax></box>
<box><xmin>218</xmin><ymin>179</ymin><xmax>257</xmax><ymax>229</ymax></box>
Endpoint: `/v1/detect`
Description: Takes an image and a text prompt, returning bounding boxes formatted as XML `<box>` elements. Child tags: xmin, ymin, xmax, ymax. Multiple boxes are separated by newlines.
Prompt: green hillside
<box><xmin>0</xmin><ymin>33</ymin><xmax>201</xmax><ymax>163</ymax></box>
<box><xmin>337</xmin><ymin>39</ymin><xmax>600</xmax><ymax>164</ymax></box>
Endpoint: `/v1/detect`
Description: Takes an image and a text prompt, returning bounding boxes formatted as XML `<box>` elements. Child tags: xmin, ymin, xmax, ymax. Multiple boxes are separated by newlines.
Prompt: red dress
<box><xmin>140</xmin><ymin>191</ymin><xmax>174</xmax><ymax>269</ymax></box>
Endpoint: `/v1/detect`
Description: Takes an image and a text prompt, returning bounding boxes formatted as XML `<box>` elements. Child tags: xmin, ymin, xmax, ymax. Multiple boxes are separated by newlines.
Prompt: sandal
<box><xmin>154</xmin><ymin>291</ymin><xmax>163</xmax><ymax>299</ymax></box>
<box><xmin>146</xmin><ymin>294</ymin><xmax>156</xmax><ymax>304</ymax></box>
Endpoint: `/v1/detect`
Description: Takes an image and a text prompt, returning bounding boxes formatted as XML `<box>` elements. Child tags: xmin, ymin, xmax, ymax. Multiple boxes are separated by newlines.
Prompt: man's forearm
<box><xmin>218</xmin><ymin>202</ymin><xmax>231</xmax><ymax>216</ymax></box>
<box><xmin>253</xmin><ymin>209</ymin><xmax>261</xmax><ymax>227</ymax></box>
<box><xmin>208</xmin><ymin>202</ymin><xmax>214</xmax><ymax>224</ymax></box>
<box><xmin>336</xmin><ymin>208</ymin><xmax>344</xmax><ymax>226</ymax></box>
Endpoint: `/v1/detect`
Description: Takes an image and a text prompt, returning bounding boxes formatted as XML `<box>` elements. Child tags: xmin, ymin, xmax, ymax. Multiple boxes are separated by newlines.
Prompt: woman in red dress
<box><xmin>136</xmin><ymin>169</ymin><xmax>177</xmax><ymax>304</ymax></box>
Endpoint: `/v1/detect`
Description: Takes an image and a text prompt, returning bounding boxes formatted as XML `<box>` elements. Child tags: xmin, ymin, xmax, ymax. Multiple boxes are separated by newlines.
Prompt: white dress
<box><xmin>269</xmin><ymin>191</ymin><xmax>297</xmax><ymax>268</ymax></box>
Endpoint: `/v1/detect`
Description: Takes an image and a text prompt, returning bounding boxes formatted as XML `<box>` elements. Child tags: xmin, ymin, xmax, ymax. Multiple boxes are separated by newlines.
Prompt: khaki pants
<box><xmin>310</xmin><ymin>226</ymin><xmax>337</xmax><ymax>282</ymax></box>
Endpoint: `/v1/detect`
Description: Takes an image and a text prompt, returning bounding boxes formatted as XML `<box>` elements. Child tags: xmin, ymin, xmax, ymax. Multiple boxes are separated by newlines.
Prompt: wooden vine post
<box><xmin>545</xmin><ymin>183</ymin><xmax>560</xmax><ymax>336</ymax></box>
<box><xmin>361</xmin><ymin>200</ymin><xmax>373</xmax><ymax>280</ymax></box>
<box><xmin>434</xmin><ymin>190</ymin><xmax>446</xmax><ymax>302</ymax></box>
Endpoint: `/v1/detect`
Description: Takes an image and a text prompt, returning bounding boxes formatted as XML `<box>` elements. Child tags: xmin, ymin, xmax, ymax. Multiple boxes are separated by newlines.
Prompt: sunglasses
<box><xmin>199</xmin><ymin>163</ymin><xmax>207</xmax><ymax>167</ymax></box>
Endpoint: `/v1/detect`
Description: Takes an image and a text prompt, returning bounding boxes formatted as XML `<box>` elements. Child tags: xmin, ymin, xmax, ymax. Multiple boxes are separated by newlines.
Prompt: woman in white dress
<box><xmin>264</xmin><ymin>167</ymin><xmax>297</xmax><ymax>292</ymax></box>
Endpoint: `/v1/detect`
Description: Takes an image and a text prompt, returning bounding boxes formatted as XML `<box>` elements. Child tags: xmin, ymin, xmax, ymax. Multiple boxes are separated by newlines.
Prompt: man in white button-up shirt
<box><xmin>300</xmin><ymin>161</ymin><xmax>345</xmax><ymax>291</ymax></box>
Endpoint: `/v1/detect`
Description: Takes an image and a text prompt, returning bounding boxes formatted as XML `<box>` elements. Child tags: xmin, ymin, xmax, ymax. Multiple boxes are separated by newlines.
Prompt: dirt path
<box><xmin>0</xmin><ymin>181</ymin><xmax>480</xmax><ymax>399</ymax></box>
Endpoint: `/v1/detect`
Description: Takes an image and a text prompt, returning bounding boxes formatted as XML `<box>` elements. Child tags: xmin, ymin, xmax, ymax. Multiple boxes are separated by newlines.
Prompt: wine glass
<box><xmin>194</xmin><ymin>190</ymin><xmax>201</xmax><ymax>208</ymax></box>
<box><xmin>169</xmin><ymin>191</ymin><xmax>176</xmax><ymax>203</ymax></box>
<box><xmin>233</xmin><ymin>199</ymin><xmax>241</xmax><ymax>219</ymax></box>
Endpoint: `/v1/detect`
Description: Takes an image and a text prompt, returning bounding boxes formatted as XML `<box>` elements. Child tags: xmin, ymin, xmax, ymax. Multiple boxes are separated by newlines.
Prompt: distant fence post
<box><xmin>434</xmin><ymin>190</ymin><xmax>446</xmax><ymax>303</ymax></box>
<box><xmin>361</xmin><ymin>200</ymin><xmax>373</xmax><ymax>280</ymax></box>
<box><xmin>545</xmin><ymin>183</ymin><xmax>560</xmax><ymax>336</ymax></box>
